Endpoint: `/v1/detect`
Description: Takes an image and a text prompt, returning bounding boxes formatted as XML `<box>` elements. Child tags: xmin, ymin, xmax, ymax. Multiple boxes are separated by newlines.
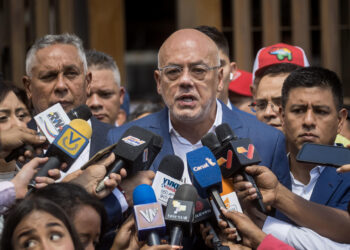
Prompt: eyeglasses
<box><xmin>249</xmin><ymin>97</ymin><xmax>282</xmax><ymax>112</ymax></box>
<box><xmin>158</xmin><ymin>64</ymin><xmax>221</xmax><ymax>81</ymax></box>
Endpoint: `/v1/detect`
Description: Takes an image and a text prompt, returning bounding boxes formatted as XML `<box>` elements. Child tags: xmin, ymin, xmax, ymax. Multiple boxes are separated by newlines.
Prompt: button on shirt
<box><xmin>262</xmin><ymin>166</ymin><xmax>350</xmax><ymax>250</ymax></box>
<box><xmin>169</xmin><ymin>100</ymin><xmax>223</xmax><ymax>184</ymax></box>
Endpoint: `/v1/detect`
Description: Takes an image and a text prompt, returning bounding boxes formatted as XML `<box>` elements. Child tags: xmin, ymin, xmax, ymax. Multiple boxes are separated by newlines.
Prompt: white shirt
<box><xmin>226</xmin><ymin>100</ymin><xmax>233</xmax><ymax>110</ymax></box>
<box><xmin>169</xmin><ymin>100</ymin><xmax>223</xmax><ymax>184</ymax></box>
<box><xmin>262</xmin><ymin>166</ymin><xmax>350</xmax><ymax>250</ymax></box>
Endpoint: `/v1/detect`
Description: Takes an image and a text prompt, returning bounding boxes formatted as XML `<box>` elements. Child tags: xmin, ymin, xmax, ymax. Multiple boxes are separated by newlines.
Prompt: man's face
<box><xmin>254</xmin><ymin>73</ymin><xmax>289</xmax><ymax>131</ymax></box>
<box><xmin>155</xmin><ymin>32</ymin><xmax>223</xmax><ymax>124</ymax></box>
<box><xmin>24</xmin><ymin>44</ymin><xmax>91</xmax><ymax>113</ymax></box>
<box><xmin>86</xmin><ymin>68</ymin><xmax>124</xmax><ymax>125</ymax></box>
<box><xmin>282</xmin><ymin>86</ymin><xmax>346</xmax><ymax>154</ymax></box>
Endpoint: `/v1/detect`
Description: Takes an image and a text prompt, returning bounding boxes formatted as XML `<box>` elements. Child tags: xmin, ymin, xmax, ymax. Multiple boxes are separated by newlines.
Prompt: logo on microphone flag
<box><xmin>236</xmin><ymin>144</ymin><xmax>255</xmax><ymax>160</ymax></box>
<box><xmin>56</xmin><ymin>126</ymin><xmax>88</xmax><ymax>158</ymax></box>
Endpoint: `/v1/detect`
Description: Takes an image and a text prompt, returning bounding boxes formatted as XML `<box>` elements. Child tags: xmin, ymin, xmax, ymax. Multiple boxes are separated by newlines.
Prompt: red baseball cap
<box><xmin>228</xmin><ymin>70</ymin><xmax>252</xmax><ymax>97</ymax></box>
<box><xmin>252</xmin><ymin>43</ymin><xmax>309</xmax><ymax>78</ymax></box>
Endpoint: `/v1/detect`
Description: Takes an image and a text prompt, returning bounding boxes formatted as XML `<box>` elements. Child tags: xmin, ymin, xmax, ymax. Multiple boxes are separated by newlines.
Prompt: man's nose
<box><xmin>87</xmin><ymin>94</ymin><xmax>102</xmax><ymax>110</ymax></box>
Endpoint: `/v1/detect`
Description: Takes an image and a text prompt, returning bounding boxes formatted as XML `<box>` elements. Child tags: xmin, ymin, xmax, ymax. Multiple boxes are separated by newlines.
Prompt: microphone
<box><xmin>202</xmin><ymin>123</ymin><xmax>266</xmax><ymax>213</ymax></box>
<box><xmin>66</xmin><ymin>104</ymin><xmax>92</xmax><ymax>121</ymax></box>
<box><xmin>28</xmin><ymin>119</ymin><xmax>92</xmax><ymax>189</ymax></box>
<box><xmin>95</xmin><ymin>126</ymin><xmax>163</xmax><ymax>192</ymax></box>
<box><xmin>152</xmin><ymin>155</ymin><xmax>184</xmax><ymax>206</ymax></box>
<box><xmin>187</xmin><ymin>146</ymin><xmax>241</xmax><ymax>242</ymax></box>
<box><xmin>5</xmin><ymin>104</ymin><xmax>92</xmax><ymax>162</ymax></box>
<box><xmin>165</xmin><ymin>184</ymin><xmax>197</xmax><ymax>246</ymax></box>
<box><xmin>133</xmin><ymin>184</ymin><xmax>166</xmax><ymax>246</ymax></box>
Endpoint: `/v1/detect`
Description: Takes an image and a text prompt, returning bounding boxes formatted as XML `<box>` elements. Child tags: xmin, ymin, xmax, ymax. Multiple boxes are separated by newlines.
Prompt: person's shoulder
<box><xmin>108</xmin><ymin>108</ymin><xmax>167</xmax><ymax>137</ymax></box>
<box><xmin>91</xmin><ymin>116</ymin><xmax>115</xmax><ymax>131</ymax></box>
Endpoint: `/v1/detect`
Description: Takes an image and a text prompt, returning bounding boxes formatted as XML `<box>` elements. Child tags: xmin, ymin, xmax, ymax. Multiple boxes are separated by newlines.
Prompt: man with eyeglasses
<box><xmin>250</xmin><ymin>43</ymin><xmax>309</xmax><ymax>132</ymax></box>
<box><xmin>108</xmin><ymin>29</ymin><xmax>290</xmax><ymax>197</ymax></box>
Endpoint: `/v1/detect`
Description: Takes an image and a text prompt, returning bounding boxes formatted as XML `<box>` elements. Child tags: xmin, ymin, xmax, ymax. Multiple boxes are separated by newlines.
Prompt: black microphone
<box><xmin>202</xmin><ymin>123</ymin><xmax>266</xmax><ymax>213</ymax></box>
<box><xmin>152</xmin><ymin>155</ymin><xmax>184</xmax><ymax>206</ymax></box>
<box><xmin>67</xmin><ymin>104</ymin><xmax>92</xmax><ymax>121</ymax></box>
<box><xmin>165</xmin><ymin>184</ymin><xmax>197</xmax><ymax>246</ymax></box>
<box><xmin>95</xmin><ymin>126</ymin><xmax>163</xmax><ymax>192</ymax></box>
<box><xmin>28</xmin><ymin>119</ymin><xmax>92</xmax><ymax>189</ymax></box>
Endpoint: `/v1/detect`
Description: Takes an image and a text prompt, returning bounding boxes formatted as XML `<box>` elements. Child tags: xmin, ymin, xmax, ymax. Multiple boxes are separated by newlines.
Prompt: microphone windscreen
<box><xmin>158</xmin><ymin>155</ymin><xmax>184</xmax><ymax>180</ymax></box>
<box><xmin>69</xmin><ymin>119</ymin><xmax>92</xmax><ymax>139</ymax></box>
<box><xmin>215</xmin><ymin>123</ymin><xmax>236</xmax><ymax>143</ymax></box>
<box><xmin>187</xmin><ymin>146</ymin><xmax>222</xmax><ymax>199</ymax></box>
<box><xmin>201</xmin><ymin>132</ymin><xmax>221</xmax><ymax>151</ymax></box>
<box><xmin>133</xmin><ymin>184</ymin><xmax>157</xmax><ymax>205</ymax></box>
<box><xmin>67</xmin><ymin>104</ymin><xmax>92</xmax><ymax>121</ymax></box>
<box><xmin>173</xmin><ymin>184</ymin><xmax>197</xmax><ymax>203</ymax></box>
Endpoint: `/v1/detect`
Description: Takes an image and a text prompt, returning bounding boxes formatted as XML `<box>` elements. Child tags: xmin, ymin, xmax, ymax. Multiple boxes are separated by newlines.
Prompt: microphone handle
<box><xmin>170</xmin><ymin>225</ymin><xmax>183</xmax><ymax>246</ymax></box>
<box><xmin>210</xmin><ymin>188</ymin><xmax>242</xmax><ymax>242</ymax></box>
<box><xmin>206</xmin><ymin>221</ymin><xmax>230</xmax><ymax>250</ymax></box>
<box><xmin>95</xmin><ymin>159</ymin><xmax>125</xmax><ymax>193</ymax></box>
<box><xmin>147</xmin><ymin>231</ymin><xmax>160</xmax><ymax>246</ymax></box>
<box><xmin>28</xmin><ymin>156</ymin><xmax>61</xmax><ymax>189</ymax></box>
<box><xmin>241</xmin><ymin>170</ymin><xmax>267</xmax><ymax>214</ymax></box>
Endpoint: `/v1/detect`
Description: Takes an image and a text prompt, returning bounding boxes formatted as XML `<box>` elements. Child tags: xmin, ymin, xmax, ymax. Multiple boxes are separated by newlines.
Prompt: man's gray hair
<box><xmin>85</xmin><ymin>49</ymin><xmax>121</xmax><ymax>86</ymax></box>
<box><xmin>25</xmin><ymin>33</ymin><xmax>87</xmax><ymax>77</ymax></box>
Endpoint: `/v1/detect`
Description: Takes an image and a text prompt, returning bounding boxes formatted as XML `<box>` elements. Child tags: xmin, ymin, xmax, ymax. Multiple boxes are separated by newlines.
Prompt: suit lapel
<box><xmin>310</xmin><ymin>167</ymin><xmax>342</xmax><ymax>205</ymax></box>
<box><xmin>221</xmin><ymin>103</ymin><xmax>249</xmax><ymax>138</ymax></box>
<box><xmin>147</xmin><ymin>109</ymin><xmax>174</xmax><ymax>170</ymax></box>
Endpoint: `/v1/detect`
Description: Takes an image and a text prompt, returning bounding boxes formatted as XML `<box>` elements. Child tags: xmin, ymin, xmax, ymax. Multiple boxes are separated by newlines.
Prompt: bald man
<box><xmin>108</xmin><ymin>29</ymin><xmax>289</xmax><ymax>190</ymax></box>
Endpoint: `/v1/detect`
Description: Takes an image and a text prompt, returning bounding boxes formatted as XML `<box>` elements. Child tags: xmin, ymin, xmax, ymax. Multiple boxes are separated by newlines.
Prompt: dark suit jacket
<box><xmin>27</xmin><ymin>117</ymin><xmax>122</xmax><ymax>223</ymax></box>
<box><xmin>108</xmin><ymin>103</ymin><xmax>291</xmax><ymax>187</ymax></box>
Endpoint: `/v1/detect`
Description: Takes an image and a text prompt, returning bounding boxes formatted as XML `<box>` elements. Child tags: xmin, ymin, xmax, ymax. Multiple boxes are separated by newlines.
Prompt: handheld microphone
<box><xmin>201</xmin><ymin>124</ymin><xmax>266</xmax><ymax>213</ymax></box>
<box><xmin>5</xmin><ymin>105</ymin><xmax>92</xmax><ymax>162</ymax></box>
<box><xmin>165</xmin><ymin>184</ymin><xmax>197</xmax><ymax>246</ymax></box>
<box><xmin>28</xmin><ymin>119</ymin><xmax>92</xmax><ymax>189</ymax></box>
<box><xmin>187</xmin><ymin>146</ymin><xmax>241</xmax><ymax>242</ymax></box>
<box><xmin>133</xmin><ymin>184</ymin><xmax>166</xmax><ymax>246</ymax></box>
<box><xmin>95</xmin><ymin>126</ymin><xmax>163</xmax><ymax>193</ymax></box>
<box><xmin>152</xmin><ymin>155</ymin><xmax>184</xmax><ymax>206</ymax></box>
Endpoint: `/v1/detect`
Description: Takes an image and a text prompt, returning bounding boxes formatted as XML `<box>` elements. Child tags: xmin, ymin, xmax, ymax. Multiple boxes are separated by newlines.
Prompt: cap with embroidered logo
<box><xmin>252</xmin><ymin>43</ymin><xmax>309</xmax><ymax>78</ymax></box>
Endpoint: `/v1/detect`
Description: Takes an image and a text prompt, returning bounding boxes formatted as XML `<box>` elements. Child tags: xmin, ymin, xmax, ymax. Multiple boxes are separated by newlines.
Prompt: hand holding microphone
<box><xmin>28</xmin><ymin>118</ymin><xmax>92</xmax><ymax>191</ymax></box>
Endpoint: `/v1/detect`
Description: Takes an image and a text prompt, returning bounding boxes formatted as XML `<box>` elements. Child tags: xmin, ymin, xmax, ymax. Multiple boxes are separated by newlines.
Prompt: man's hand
<box><xmin>66</xmin><ymin>153</ymin><xmax>127</xmax><ymax>199</ymax></box>
<box><xmin>119</xmin><ymin>170</ymin><xmax>155</xmax><ymax>206</ymax></box>
<box><xmin>0</xmin><ymin>126</ymin><xmax>47</xmax><ymax>161</ymax></box>
<box><xmin>11</xmin><ymin>157</ymin><xmax>49</xmax><ymax>198</ymax></box>
<box><xmin>233</xmin><ymin>165</ymin><xmax>280</xmax><ymax>207</ymax></box>
<box><xmin>220</xmin><ymin>208</ymin><xmax>266</xmax><ymax>249</ymax></box>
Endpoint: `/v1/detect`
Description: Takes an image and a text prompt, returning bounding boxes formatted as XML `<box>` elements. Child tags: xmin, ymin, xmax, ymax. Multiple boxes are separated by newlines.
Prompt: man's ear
<box><xmin>85</xmin><ymin>71</ymin><xmax>92</xmax><ymax>89</ymax></box>
<box><xmin>154</xmin><ymin>70</ymin><xmax>162</xmax><ymax>95</ymax></box>
<box><xmin>337</xmin><ymin>108</ymin><xmax>348</xmax><ymax>133</ymax></box>
<box><xmin>217</xmin><ymin>67</ymin><xmax>224</xmax><ymax>92</ymax></box>
<box><xmin>119</xmin><ymin>86</ymin><xmax>125</xmax><ymax>105</ymax></box>
<box><xmin>23</xmin><ymin>76</ymin><xmax>32</xmax><ymax>101</ymax></box>
<box><xmin>229</xmin><ymin>62</ymin><xmax>237</xmax><ymax>79</ymax></box>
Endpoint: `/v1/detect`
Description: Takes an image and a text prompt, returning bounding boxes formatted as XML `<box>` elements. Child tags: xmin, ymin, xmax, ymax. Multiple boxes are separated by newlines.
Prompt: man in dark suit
<box><xmin>108</xmin><ymin>28</ymin><xmax>290</xmax><ymax>194</ymax></box>
<box><xmin>232</xmin><ymin>67</ymin><xmax>350</xmax><ymax>249</ymax></box>
<box><xmin>22</xmin><ymin>34</ymin><xmax>125</xmax><ymax>223</ymax></box>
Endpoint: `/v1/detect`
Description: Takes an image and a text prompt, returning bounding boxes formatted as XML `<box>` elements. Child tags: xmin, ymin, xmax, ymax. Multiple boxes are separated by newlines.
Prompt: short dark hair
<box><xmin>31</xmin><ymin>183</ymin><xmax>108</xmax><ymax>242</ymax></box>
<box><xmin>1</xmin><ymin>197</ymin><xmax>84</xmax><ymax>250</ymax></box>
<box><xmin>86</xmin><ymin>49</ymin><xmax>121</xmax><ymax>85</ymax></box>
<box><xmin>194</xmin><ymin>25</ymin><xmax>230</xmax><ymax>58</ymax></box>
<box><xmin>254</xmin><ymin>63</ymin><xmax>302</xmax><ymax>87</ymax></box>
<box><xmin>282</xmin><ymin>66</ymin><xmax>343</xmax><ymax>110</ymax></box>
<box><xmin>0</xmin><ymin>81</ymin><xmax>30</xmax><ymax>111</ymax></box>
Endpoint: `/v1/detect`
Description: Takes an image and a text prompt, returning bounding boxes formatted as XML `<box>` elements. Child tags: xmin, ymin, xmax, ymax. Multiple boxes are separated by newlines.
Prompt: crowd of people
<box><xmin>0</xmin><ymin>25</ymin><xmax>349</xmax><ymax>250</ymax></box>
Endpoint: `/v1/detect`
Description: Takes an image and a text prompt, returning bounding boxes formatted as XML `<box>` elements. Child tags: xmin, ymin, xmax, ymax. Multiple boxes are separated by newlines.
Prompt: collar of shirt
<box><xmin>226</xmin><ymin>101</ymin><xmax>233</xmax><ymax>110</ymax></box>
<box><xmin>168</xmin><ymin>99</ymin><xmax>223</xmax><ymax>183</ymax></box>
<box><xmin>290</xmin><ymin>165</ymin><xmax>325</xmax><ymax>200</ymax></box>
